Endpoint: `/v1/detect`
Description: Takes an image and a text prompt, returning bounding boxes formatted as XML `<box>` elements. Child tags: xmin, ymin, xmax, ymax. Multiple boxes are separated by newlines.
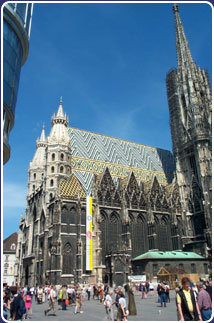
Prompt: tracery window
<box><xmin>62</xmin><ymin>242</ymin><xmax>74</xmax><ymax>274</ymax></box>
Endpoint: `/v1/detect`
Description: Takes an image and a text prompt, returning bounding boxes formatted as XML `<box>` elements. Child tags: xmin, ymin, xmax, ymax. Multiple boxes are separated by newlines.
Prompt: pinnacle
<box><xmin>39</xmin><ymin>124</ymin><xmax>46</xmax><ymax>141</ymax></box>
<box><xmin>56</xmin><ymin>96</ymin><xmax>64</xmax><ymax>118</ymax></box>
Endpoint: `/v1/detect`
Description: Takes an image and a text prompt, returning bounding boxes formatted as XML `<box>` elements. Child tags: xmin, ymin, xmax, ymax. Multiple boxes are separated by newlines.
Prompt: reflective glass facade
<box><xmin>3</xmin><ymin>3</ymin><xmax>33</xmax><ymax>164</ymax></box>
<box><xmin>3</xmin><ymin>19</ymin><xmax>22</xmax><ymax>116</ymax></box>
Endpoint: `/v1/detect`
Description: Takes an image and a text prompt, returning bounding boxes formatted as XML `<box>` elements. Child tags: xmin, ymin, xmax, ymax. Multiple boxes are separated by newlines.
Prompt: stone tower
<box><xmin>28</xmin><ymin>125</ymin><xmax>47</xmax><ymax>196</ymax></box>
<box><xmin>166</xmin><ymin>4</ymin><xmax>212</xmax><ymax>252</ymax></box>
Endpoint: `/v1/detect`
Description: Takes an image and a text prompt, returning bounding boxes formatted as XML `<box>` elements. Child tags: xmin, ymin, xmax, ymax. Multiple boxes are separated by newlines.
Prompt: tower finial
<box><xmin>173</xmin><ymin>3</ymin><xmax>193</xmax><ymax>67</ymax></box>
<box><xmin>172</xmin><ymin>3</ymin><xmax>179</xmax><ymax>13</ymax></box>
<box><xmin>60</xmin><ymin>96</ymin><xmax>63</xmax><ymax>105</ymax></box>
<box><xmin>42</xmin><ymin>123</ymin><xmax>45</xmax><ymax>130</ymax></box>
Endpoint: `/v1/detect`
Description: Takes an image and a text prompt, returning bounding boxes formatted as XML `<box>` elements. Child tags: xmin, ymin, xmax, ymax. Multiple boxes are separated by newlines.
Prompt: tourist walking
<box><xmin>165</xmin><ymin>283</ymin><xmax>170</xmax><ymax>303</ymax></box>
<box><xmin>62</xmin><ymin>285</ymin><xmax>68</xmax><ymax>310</ymax></box>
<box><xmin>104</xmin><ymin>291</ymin><xmax>114</xmax><ymax>321</ymax></box>
<box><xmin>10</xmin><ymin>287</ymin><xmax>26</xmax><ymax>321</ymax></box>
<box><xmin>177</xmin><ymin>277</ymin><xmax>202</xmax><ymax>321</ymax></box>
<box><xmin>197</xmin><ymin>282</ymin><xmax>212</xmax><ymax>321</ymax></box>
<box><xmin>24</xmin><ymin>291</ymin><xmax>32</xmax><ymax>319</ymax></box>
<box><xmin>125</xmin><ymin>284</ymin><xmax>137</xmax><ymax>316</ymax></box>
<box><xmin>117</xmin><ymin>291</ymin><xmax>128</xmax><ymax>321</ymax></box>
<box><xmin>142</xmin><ymin>284</ymin><xmax>147</xmax><ymax>299</ymax></box>
<box><xmin>99</xmin><ymin>285</ymin><xmax>104</xmax><ymax>303</ymax></box>
<box><xmin>158</xmin><ymin>283</ymin><xmax>166</xmax><ymax>307</ymax></box>
<box><xmin>44</xmin><ymin>286</ymin><xmax>57</xmax><ymax>316</ymax></box>
<box><xmin>74</xmin><ymin>285</ymin><xmax>83</xmax><ymax>314</ymax></box>
<box><xmin>86</xmin><ymin>285</ymin><xmax>92</xmax><ymax>301</ymax></box>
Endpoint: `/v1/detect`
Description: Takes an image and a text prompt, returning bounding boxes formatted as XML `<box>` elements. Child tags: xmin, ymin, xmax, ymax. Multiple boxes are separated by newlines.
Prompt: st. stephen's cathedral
<box><xmin>16</xmin><ymin>5</ymin><xmax>211</xmax><ymax>287</ymax></box>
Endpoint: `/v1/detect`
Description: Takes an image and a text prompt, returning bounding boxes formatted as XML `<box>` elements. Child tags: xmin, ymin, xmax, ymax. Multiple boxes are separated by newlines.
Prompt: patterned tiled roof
<box><xmin>68</xmin><ymin>127</ymin><xmax>175</xmax><ymax>194</ymax></box>
<box><xmin>60</xmin><ymin>174</ymin><xmax>86</xmax><ymax>198</ymax></box>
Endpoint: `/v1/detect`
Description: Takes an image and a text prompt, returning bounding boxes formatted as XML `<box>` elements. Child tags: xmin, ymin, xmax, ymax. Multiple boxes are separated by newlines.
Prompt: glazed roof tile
<box><xmin>60</xmin><ymin>174</ymin><xmax>86</xmax><ymax>199</ymax></box>
<box><xmin>68</xmin><ymin>127</ymin><xmax>175</xmax><ymax>194</ymax></box>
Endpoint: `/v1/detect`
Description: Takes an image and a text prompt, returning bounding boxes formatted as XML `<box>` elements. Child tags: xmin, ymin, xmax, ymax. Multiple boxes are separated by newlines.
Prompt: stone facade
<box><xmin>16</xmin><ymin>5</ymin><xmax>211</xmax><ymax>287</ymax></box>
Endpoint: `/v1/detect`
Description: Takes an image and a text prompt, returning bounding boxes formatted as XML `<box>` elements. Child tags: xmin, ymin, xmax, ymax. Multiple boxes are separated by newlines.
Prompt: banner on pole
<box><xmin>86</xmin><ymin>196</ymin><xmax>93</xmax><ymax>270</ymax></box>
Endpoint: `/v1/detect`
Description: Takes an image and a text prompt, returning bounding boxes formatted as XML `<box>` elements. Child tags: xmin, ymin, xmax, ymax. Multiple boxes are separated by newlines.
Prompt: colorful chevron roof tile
<box><xmin>67</xmin><ymin>127</ymin><xmax>175</xmax><ymax>194</ymax></box>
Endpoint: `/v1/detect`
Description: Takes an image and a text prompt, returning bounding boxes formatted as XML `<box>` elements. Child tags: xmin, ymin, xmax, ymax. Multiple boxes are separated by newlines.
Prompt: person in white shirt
<box><xmin>44</xmin><ymin>286</ymin><xmax>57</xmax><ymax>316</ymax></box>
<box><xmin>117</xmin><ymin>291</ymin><xmax>127</xmax><ymax>321</ymax></box>
<box><xmin>104</xmin><ymin>291</ymin><xmax>114</xmax><ymax>321</ymax></box>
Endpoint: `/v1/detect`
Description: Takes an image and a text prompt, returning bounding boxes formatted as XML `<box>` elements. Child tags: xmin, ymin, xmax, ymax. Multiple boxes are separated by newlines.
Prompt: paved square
<box><xmin>29</xmin><ymin>291</ymin><xmax>177</xmax><ymax>321</ymax></box>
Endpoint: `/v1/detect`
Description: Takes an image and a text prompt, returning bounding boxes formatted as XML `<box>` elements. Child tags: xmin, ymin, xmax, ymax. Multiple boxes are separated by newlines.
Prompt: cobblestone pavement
<box><xmin>27</xmin><ymin>291</ymin><xmax>177</xmax><ymax>321</ymax></box>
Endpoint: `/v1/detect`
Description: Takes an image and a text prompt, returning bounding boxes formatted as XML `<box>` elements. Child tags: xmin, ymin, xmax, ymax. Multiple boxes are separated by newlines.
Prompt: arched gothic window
<box><xmin>62</xmin><ymin>242</ymin><xmax>74</xmax><ymax>274</ymax></box>
<box><xmin>60</xmin><ymin>153</ymin><xmax>64</xmax><ymax>161</ymax></box>
<box><xmin>52</xmin><ymin>153</ymin><xmax>55</xmax><ymax>161</ymax></box>
<box><xmin>51</xmin><ymin>166</ymin><xmax>55</xmax><ymax>173</ymax></box>
<box><xmin>60</xmin><ymin>166</ymin><xmax>64</xmax><ymax>173</ymax></box>
<box><xmin>50</xmin><ymin>179</ymin><xmax>54</xmax><ymax>187</ymax></box>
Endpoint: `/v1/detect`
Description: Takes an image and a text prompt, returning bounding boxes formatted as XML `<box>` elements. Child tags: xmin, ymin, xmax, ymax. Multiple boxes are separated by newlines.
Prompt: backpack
<box><xmin>18</xmin><ymin>298</ymin><xmax>26</xmax><ymax>317</ymax></box>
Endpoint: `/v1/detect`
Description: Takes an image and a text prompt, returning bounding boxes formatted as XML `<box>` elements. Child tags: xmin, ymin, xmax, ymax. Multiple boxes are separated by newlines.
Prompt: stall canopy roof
<box><xmin>132</xmin><ymin>251</ymin><xmax>205</xmax><ymax>261</ymax></box>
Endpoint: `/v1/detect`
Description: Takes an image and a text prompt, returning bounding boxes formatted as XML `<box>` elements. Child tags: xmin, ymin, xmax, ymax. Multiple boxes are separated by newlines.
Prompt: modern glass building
<box><xmin>3</xmin><ymin>3</ymin><xmax>33</xmax><ymax>164</ymax></box>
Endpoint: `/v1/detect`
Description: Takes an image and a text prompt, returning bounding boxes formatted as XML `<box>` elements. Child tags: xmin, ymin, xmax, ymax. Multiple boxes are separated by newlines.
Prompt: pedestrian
<box><xmin>157</xmin><ymin>283</ymin><xmax>161</xmax><ymax>303</ymax></box>
<box><xmin>205</xmin><ymin>281</ymin><xmax>212</xmax><ymax>301</ymax></box>
<box><xmin>104</xmin><ymin>291</ymin><xmax>114</xmax><ymax>321</ymax></box>
<box><xmin>44</xmin><ymin>286</ymin><xmax>57</xmax><ymax>316</ymax></box>
<box><xmin>117</xmin><ymin>291</ymin><xmax>127</xmax><ymax>321</ymax></box>
<box><xmin>142</xmin><ymin>284</ymin><xmax>147</xmax><ymax>299</ymax></box>
<box><xmin>196</xmin><ymin>282</ymin><xmax>212</xmax><ymax>321</ymax></box>
<box><xmin>3</xmin><ymin>290</ymin><xmax>11</xmax><ymax>320</ymax></box>
<box><xmin>74</xmin><ymin>285</ymin><xmax>83</xmax><ymax>314</ymax></box>
<box><xmin>37</xmin><ymin>286</ymin><xmax>43</xmax><ymax>304</ymax></box>
<box><xmin>165</xmin><ymin>283</ymin><xmax>170</xmax><ymax>303</ymax></box>
<box><xmin>99</xmin><ymin>285</ymin><xmax>104</xmax><ymax>304</ymax></box>
<box><xmin>177</xmin><ymin>277</ymin><xmax>202</xmax><ymax>321</ymax></box>
<box><xmin>87</xmin><ymin>285</ymin><xmax>91</xmax><ymax>301</ymax></box>
<box><xmin>149</xmin><ymin>283</ymin><xmax>154</xmax><ymax>296</ymax></box>
<box><xmin>24</xmin><ymin>291</ymin><xmax>32</xmax><ymax>319</ymax></box>
<box><xmin>61</xmin><ymin>285</ymin><xmax>68</xmax><ymax>310</ymax></box>
<box><xmin>159</xmin><ymin>283</ymin><xmax>166</xmax><ymax>307</ymax></box>
<box><xmin>125</xmin><ymin>284</ymin><xmax>137</xmax><ymax>316</ymax></box>
<box><xmin>10</xmin><ymin>287</ymin><xmax>26</xmax><ymax>321</ymax></box>
<box><xmin>113</xmin><ymin>288</ymin><xmax>120</xmax><ymax>309</ymax></box>
<box><xmin>34</xmin><ymin>286</ymin><xmax>37</xmax><ymax>302</ymax></box>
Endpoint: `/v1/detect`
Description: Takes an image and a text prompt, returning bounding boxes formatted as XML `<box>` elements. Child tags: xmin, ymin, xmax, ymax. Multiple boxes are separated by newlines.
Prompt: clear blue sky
<box><xmin>3</xmin><ymin>3</ymin><xmax>212</xmax><ymax>239</ymax></box>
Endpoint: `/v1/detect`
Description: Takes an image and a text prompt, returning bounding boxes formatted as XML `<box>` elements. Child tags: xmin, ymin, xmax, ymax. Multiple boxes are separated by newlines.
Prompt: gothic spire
<box><xmin>172</xmin><ymin>4</ymin><xmax>194</xmax><ymax>67</ymax></box>
<box><xmin>39</xmin><ymin>123</ymin><xmax>46</xmax><ymax>142</ymax></box>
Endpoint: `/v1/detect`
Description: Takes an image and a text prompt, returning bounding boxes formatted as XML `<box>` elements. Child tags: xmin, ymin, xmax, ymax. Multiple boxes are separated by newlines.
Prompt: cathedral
<box><xmin>16</xmin><ymin>5</ymin><xmax>211</xmax><ymax>287</ymax></box>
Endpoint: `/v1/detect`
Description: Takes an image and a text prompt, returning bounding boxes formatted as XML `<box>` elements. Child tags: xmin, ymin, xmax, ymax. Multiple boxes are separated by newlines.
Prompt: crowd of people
<box><xmin>2</xmin><ymin>278</ymin><xmax>212</xmax><ymax>321</ymax></box>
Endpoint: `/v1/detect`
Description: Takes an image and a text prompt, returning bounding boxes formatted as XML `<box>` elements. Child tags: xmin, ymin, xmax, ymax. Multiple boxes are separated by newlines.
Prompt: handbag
<box><xmin>65</xmin><ymin>299</ymin><xmax>69</xmax><ymax>305</ymax></box>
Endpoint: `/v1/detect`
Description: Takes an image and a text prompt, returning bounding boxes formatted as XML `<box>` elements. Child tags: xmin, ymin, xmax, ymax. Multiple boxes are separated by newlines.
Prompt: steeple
<box><xmin>172</xmin><ymin>4</ymin><xmax>194</xmax><ymax>67</ymax></box>
<box><xmin>52</xmin><ymin>97</ymin><xmax>69</xmax><ymax>126</ymax></box>
<box><xmin>32</xmin><ymin>125</ymin><xmax>47</xmax><ymax>166</ymax></box>
<box><xmin>48</xmin><ymin>98</ymin><xmax>70</xmax><ymax>145</ymax></box>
